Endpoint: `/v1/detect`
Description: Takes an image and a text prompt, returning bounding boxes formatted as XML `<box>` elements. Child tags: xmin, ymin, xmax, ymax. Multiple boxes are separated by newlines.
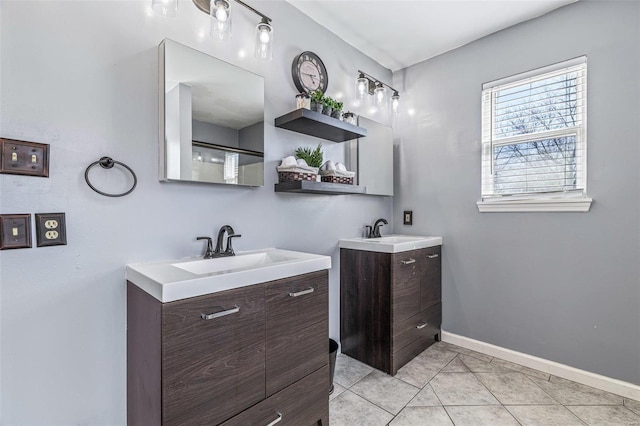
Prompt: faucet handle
<box><xmin>197</xmin><ymin>236</ymin><xmax>214</xmax><ymax>258</ymax></box>
<box><xmin>225</xmin><ymin>234</ymin><xmax>242</xmax><ymax>255</ymax></box>
<box><xmin>364</xmin><ymin>225</ymin><xmax>372</xmax><ymax>238</ymax></box>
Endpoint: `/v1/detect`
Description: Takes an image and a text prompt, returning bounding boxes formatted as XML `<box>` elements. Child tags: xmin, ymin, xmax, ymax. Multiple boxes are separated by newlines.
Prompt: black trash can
<box><xmin>329</xmin><ymin>339</ymin><xmax>339</xmax><ymax>394</ymax></box>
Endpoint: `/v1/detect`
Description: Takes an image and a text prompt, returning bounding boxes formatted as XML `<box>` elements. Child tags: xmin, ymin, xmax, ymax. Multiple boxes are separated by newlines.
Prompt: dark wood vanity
<box><xmin>340</xmin><ymin>245</ymin><xmax>442</xmax><ymax>375</ymax></box>
<box><xmin>127</xmin><ymin>270</ymin><xmax>329</xmax><ymax>426</ymax></box>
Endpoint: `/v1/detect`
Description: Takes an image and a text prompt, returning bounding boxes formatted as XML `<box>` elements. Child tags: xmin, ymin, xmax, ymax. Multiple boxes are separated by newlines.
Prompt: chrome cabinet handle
<box><xmin>427</xmin><ymin>254</ymin><xmax>439</xmax><ymax>259</ymax></box>
<box><xmin>201</xmin><ymin>306</ymin><xmax>239</xmax><ymax>320</ymax></box>
<box><xmin>265</xmin><ymin>412</ymin><xmax>283</xmax><ymax>426</ymax></box>
<box><xmin>416</xmin><ymin>322</ymin><xmax>429</xmax><ymax>329</ymax></box>
<box><xmin>401</xmin><ymin>258</ymin><xmax>416</xmax><ymax>265</ymax></box>
<box><xmin>289</xmin><ymin>287</ymin><xmax>314</xmax><ymax>297</ymax></box>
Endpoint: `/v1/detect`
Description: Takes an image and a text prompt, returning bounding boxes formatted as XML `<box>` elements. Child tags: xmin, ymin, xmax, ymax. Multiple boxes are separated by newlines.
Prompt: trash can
<box><xmin>329</xmin><ymin>339</ymin><xmax>339</xmax><ymax>394</ymax></box>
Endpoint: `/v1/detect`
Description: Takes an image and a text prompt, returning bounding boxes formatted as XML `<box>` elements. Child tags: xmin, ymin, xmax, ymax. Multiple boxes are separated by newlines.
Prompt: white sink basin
<box><xmin>339</xmin><ymin>234</ymin><xmax>442</xmax><ymax>253</ymax></box>
<box><xmin>126</xmin><ymin>248</ymin><xmax>331</xmax><ymax>302</ymax></box>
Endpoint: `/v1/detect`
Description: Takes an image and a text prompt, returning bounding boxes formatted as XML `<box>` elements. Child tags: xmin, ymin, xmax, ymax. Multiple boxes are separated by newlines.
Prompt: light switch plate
<box><xmin>0</xmin><ymin>214</ymin><xmax>32</xmax><ymax>249</ymax></box>
<box><xmin>403</xmin><ymin>210</ymin><xmax>413</xmax><ymax>225</ymax></box>
<box><xmin>1</xmin><ymin>138</ymin><xmax>50</xmax><ymax>177</ymax></box>
<box><xmin>35</xmin><ymin>213</ymin><xmax>67</xmax><ymax>247</ymax></box>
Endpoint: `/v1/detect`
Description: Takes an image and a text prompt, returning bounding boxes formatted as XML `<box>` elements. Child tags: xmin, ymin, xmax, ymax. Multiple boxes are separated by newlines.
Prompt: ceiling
<box><xmin>286</xmin><ymin>0</ymin><xmax>577</xmax><ymax>72</ymax></box>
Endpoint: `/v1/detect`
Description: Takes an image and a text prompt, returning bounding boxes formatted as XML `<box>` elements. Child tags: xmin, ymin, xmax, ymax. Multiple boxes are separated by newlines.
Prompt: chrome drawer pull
<box><xmin>265</xmin><ymin>412</ymin><xmax>283</xmax><ymax>426</ymax></box>
<box><xmin>289</xmin><ymin>287</ymin><xmax>314</xmax><ymax>297</ymax></box>
<box><xmin>427</xmin><ymin>254</ymin><xmax>439</xmax><ymax>259</ymax></box>
<box><xmin>401</xmin><ymin>258</ymin><xmax>416</xmax><ymax>265</ymax></box>
<box><xmin>416</xmin><ymin>322</ymin><xmax>429</xmax><ymax>330</ymax></box>
<box><xmin>201</xmin><ymin>306</ymin><xmax>239</xmax><ymax>320</ymax></box>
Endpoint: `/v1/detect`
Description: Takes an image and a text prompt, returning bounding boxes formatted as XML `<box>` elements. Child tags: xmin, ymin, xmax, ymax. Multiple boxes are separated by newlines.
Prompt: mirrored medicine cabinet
<box><xmin>159</xmin><ymin>39</ymin><xmax>265</xmax><ymax>186</ymax></box>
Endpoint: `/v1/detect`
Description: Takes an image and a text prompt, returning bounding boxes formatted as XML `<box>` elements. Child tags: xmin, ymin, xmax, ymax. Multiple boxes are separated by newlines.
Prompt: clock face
<box><xmin>292</xmin><ymin>52</ymin><xmax>328</xmax><ymax>94</ymax></box>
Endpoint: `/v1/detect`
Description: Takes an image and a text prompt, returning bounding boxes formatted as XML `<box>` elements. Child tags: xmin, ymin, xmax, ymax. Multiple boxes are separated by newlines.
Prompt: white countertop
<box><xmin>126</xmin><ymin>248</ymin><xmax>332</xmax><ymax>303</ymax></box>
<box><xmin>339</xmin><ymin>234</ymin><xmax>443</xmax><ymax>253</ymax></box>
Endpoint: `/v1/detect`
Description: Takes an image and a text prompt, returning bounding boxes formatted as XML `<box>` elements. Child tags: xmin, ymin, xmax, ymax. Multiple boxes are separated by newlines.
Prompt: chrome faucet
<box><xmin>367</xmin><ymin>218</ymin><xmax>388</xmax><ymax>238</ymax></box>
<box><xmin>196</xmin><ymin>225</ymin><xmax>242</xmax><ymax>259</ymax></box>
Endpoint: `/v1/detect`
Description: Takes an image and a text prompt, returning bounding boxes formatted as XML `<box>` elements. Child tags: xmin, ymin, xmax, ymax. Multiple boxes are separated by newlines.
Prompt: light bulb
<box><xmin>255</xmin><ymin>20</ymin><xmax>273</xmax><ymax>61</ymax></box>
<box><xmin>356</xmin><ymin>74</ymin><xmax>369</xmax><ymax>106</ymax></box>
<box><xmin>374</xmin><ymin>83</ymin><xmax>385</xmax><ymax>107</ymax></box>
<box><xmin>259</xmin><ymin>28</ymin><xmax>270</xmax><ymax>43</ymax></box>
<box><xmin>215</xmin><ymin>7</ymin><xmax>228</xmax><ymax>22</ymax></box>
<box><xmin>391</xmin><ymin>92</ymin><xmax>400</xmax><ymax>116</ymax></box>
<box><xmin>210</xmin><ymin>0</ymin><xmax>231</xmax><ymax>41</ymax></box>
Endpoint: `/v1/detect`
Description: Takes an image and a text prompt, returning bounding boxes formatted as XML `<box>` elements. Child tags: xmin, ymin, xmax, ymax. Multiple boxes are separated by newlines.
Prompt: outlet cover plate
<box><xmin>403</xmin><ymin>210</ymin><xmax>413</xmax><ymax>225</ymax></box>
<box><xmin>35</xmin><ymin>213</ymin><xmax>67</xmax><ymax>247</ymax></box>
<box><xmin>1</xmin><ymin>138</ymin><xmax>50</xmax><ymax>177</ymax></box>
<box><xmin>0</xmin><ymin>214</ymin><xmax>32</xmax><ymax>249</ymax></box>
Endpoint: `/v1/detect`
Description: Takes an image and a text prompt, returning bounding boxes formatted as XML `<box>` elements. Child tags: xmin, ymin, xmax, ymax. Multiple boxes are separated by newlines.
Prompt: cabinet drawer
<box><xmin>392</xmin><ymin>303</ymin><xmax>441</xmax><ymax>374</ymax></box>
<box><xmin>392</xmin><ymin>250</ymin><xmax>423</xmax><ymax>324</ymax></box>
<box><xmin>266</xmin><ymin>270</ymin><xmax>328</xmax><ymax>396</ymax></box>
<box><xmin>222</xmin><ymin>365</ymin><xmax>329</xmax><ymax>426</ymax></box>
<box><xmin>162</xmin><ymin>284</ymin><xmax>266</xmax><ymax>426</ymax></box>
<box><xmin>419</xmin><ymin>246</ymin><xmax>441</xmax><ymax>310</ymax></box>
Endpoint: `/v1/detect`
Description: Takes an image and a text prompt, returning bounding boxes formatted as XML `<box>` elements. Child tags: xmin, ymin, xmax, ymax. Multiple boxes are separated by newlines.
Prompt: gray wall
<box><xmin>192</xmin><ymin>119</ymin><xmax>239</xmax><ymax>147</ymax></box>
<box><xmin>393</xmin><ymin>0</ymin><xmax>640</xmax><ymax>385</ymax></box>
<box><xmin>0</xmin><ymin>1</ymin><xmax>392</xmax><ymax>424</ymax></box>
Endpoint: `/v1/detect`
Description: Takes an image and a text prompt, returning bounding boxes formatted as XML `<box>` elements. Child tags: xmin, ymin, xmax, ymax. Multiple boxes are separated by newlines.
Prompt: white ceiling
<box><xmin>286</xmin><ymin>0</ymin><xmax>577</xmax><ymax>72</ymax></box>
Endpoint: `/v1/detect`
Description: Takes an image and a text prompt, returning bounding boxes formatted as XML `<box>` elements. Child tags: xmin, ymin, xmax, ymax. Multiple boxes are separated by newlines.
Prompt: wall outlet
<box><xmin>0</xmin><ymin>138</ymin><xmax>50</xmax><ymax>177</ymax></box>
<box><xmin>403</xmin><ymin>210</ymin><xmax>413</xmax><ymax>225</ymax></box>
<box><xmin>0</xmin><ymin>214</ymin><xmax>32</xmax><ymax>249</ymax></box>
<box><xmin>35</xmin><ymin>213</ymin><xmax>67</xmax><ymax>247</ymax></box>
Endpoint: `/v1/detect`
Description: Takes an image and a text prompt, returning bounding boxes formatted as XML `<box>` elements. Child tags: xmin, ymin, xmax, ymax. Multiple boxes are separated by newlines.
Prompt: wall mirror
<box><xmin>159</xmin><ymin>39</ymin><xmax>264</xmax><ymax>186</ymax></box>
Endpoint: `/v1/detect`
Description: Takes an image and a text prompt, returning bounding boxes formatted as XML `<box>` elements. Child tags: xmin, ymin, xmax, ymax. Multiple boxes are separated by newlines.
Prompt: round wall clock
<box><xmin>292</xmin><ymin>51</ymin><xmax>328</xmax><ymax>94</ymax></box>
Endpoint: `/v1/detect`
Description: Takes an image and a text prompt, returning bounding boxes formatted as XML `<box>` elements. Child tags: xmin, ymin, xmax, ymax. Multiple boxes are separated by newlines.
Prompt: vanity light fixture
<box><xmin>355</xmin><ymin>70</ymin><xmax>400</xmax><ymax>116</ymax></box>
<box><xmin>193</xmin><ymin>0</ymin><xmax>273</xmax><ymax>61</ymax></box>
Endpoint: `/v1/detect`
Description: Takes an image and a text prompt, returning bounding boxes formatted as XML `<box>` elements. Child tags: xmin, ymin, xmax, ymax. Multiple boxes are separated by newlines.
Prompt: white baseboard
<box><xmin>441</xmin><ymin>331</ymin><xmax>640</xmax><ymax>401</ymax></box>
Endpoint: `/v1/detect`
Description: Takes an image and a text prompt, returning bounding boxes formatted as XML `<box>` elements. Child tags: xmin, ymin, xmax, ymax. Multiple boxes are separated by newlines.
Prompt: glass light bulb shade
<box><xmin>255</xmin><ymin>21</ymin><xmax>273</xmax><ymax>61</ymax></box>
<box><xmin>374</xmin><ymin>84</ymin><xmax>385</xmax><ymax>107</ymax></box>
<box><xmin>391</xmin><ymin>93</ymin><xmax>400</xmax><ymax>116</ymax></box>
<box><xmin>210</xmin><ymin>0</ymin><xmax>232</xmax><ymax>41</ymax></box>
<box><xmin>152</xmin><ymin>0</ymin><xmax>177</xmax><ymax>17</ymax></box>
<box><xmin>356</xmin><ymin>76</ymin><xmax>368</xmax><ymax>105</ymax></box>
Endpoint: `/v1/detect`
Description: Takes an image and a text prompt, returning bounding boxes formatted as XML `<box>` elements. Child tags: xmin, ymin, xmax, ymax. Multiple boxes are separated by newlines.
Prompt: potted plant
<box><xmin>331</xmin><ymin>100</ymin><xmax>343</xmax><ymax>119</ymax></box>
<box><xmin>295</xmin><ymin>143</ymin><xmax>323</xmax><ymax>168</ymax></box>
<box><xmin>322</xmin><ymin>95</ymin><xmax>333</xmax><ymax>116</ymax></box>
<box><xmin>310</xmin><ymin>90</ymin><xmax>324</xmax><ymax>113</ymax></box>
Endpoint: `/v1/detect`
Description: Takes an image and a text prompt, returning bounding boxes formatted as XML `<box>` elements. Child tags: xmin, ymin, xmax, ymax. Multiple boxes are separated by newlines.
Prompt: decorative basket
<box><xmin>278</xmin><ymin>171</ymin><xmax>317</xmax><ymax>182</ymax></box>
<box><xmin>321</xmin><ymin>175</ymin><xmax>354</xmax><ymax>185</ymax></box>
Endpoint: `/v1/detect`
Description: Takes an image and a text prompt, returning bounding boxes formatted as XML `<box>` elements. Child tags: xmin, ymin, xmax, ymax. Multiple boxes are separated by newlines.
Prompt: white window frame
<box><xmin>477</xmin><ymin>57</ymin><xmax>592</xmax><ymax>213</ymax></box>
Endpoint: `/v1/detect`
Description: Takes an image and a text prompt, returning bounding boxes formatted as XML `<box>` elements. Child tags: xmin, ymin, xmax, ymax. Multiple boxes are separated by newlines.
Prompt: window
<box><xmin>478</xmin><ymin>57</ymin><xmax>592</xmax><ymax>212</ymax></box>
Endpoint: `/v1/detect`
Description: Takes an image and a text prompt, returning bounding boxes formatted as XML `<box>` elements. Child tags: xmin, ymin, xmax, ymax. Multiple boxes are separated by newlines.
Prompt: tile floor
<box><xmin>329</xmin><ymin>341</ymin><xmax>640</xmax><ymax>425</ymax></box>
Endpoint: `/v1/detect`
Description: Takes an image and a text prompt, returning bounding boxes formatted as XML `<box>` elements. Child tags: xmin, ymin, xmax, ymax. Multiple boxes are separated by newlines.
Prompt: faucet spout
<box><xmin>214</xmin><ymin>225</ymin><xmax>241</xmax><ymax>256</ymax></box>
<box><xmin>371</xmin><ymin>218</ymin><xmax>388</xmax><ymax>238</ymax></box>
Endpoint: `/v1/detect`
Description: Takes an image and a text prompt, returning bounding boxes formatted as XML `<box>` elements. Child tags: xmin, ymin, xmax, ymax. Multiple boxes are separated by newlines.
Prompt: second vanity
<box><xmin>126</xmin><ymin>248</ymin><xmax>331</xmax><ymax>426</ymax></box>
<box><xmin>339</xmin><ymin>235</ymin><xmax>443</xmax><ymax>375</ymax></box>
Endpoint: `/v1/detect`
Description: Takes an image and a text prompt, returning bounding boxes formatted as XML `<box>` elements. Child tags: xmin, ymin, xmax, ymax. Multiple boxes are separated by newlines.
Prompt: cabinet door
<box><xmin>419</xmin><ymin>246</ymin><xmax>442</xmax><ymax>310</ymax></box>
<box><xmin>265</xmin><ymin>270</ymin><xmax>328</xmax><ymax>396</ymax></box>
<box><xmin>392</xmin><ymin>250</ymin><xmax>422</xmax><ymax>325</ymax></box>
<box><xmin>162</xmin><ymin>284</ymin><xmax>265</xmax><ymax>426</ymax></box>
<box><xmin>221</xmin><ymin>365</ymin><xmax>329</xmax><ymax>426</ymax></box>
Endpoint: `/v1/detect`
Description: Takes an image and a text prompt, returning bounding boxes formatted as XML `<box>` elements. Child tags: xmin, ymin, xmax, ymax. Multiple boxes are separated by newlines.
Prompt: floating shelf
<box><xmin>274</xmin><ymin>109</ymin><xmax>367</xmax><ymax>142</ymax></box>
<box><xmin>275</xmin><ymin>180</ymin><xmax>366</xmax><ymax>195</ymax></box>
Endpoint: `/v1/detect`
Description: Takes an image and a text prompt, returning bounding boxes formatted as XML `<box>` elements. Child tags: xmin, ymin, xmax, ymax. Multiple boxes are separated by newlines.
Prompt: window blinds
<box><xmin>481</xmin><ymin>57</ymin><xmax>587</xmax><ymax>198</ymax></box>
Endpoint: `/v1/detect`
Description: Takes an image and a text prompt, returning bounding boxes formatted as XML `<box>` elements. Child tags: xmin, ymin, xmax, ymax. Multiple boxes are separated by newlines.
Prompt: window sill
<box><xmin>477</xmin><ymin>197</ymin><xmax>593</xmax><ymax>213</ymax></box>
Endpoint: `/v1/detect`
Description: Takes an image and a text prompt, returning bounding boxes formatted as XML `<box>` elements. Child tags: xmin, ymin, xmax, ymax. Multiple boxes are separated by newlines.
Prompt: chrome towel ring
<box><xmin>84</xmin><ymin>156</ymin><xmax>137</xmax><ymax>197</ymax></box>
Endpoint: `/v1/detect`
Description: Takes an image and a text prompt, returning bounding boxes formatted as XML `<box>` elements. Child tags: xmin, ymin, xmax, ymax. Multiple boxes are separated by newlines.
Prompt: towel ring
<box><xmin>84</xmin><ymin>156</ymin><xmax>137</xmax><ymax>197</ymax></box>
